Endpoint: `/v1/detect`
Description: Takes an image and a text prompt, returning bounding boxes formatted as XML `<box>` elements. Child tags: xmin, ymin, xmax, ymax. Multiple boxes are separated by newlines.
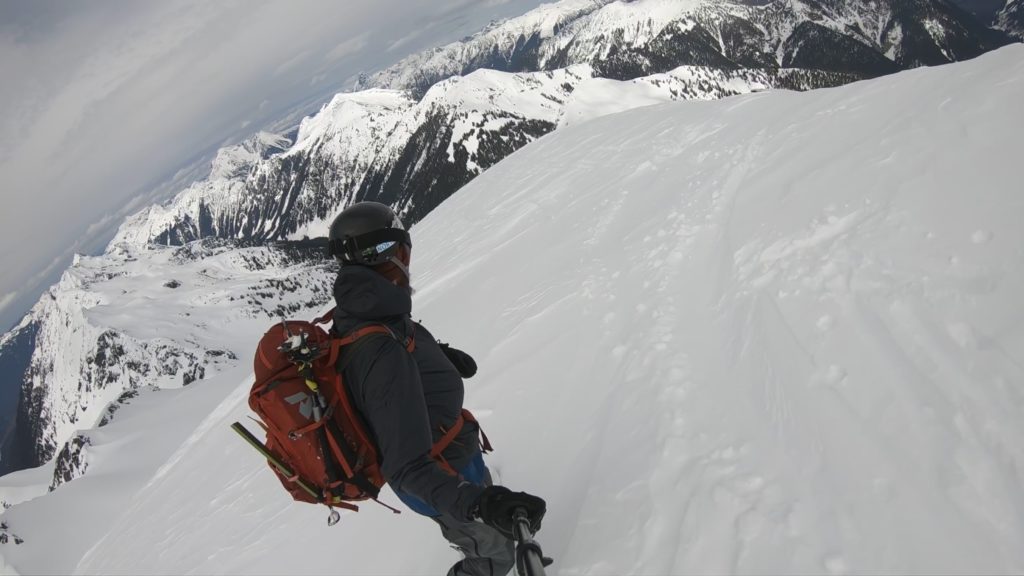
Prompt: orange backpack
<box><xmin>231</xmin><ymin>310</ymin><xmax>485</xmax><ymax>524</ymax></box>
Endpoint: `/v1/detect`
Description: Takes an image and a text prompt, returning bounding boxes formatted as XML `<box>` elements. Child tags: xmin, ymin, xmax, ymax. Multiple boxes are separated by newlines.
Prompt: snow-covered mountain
<box><xmin>0</xmin><ymin>239</ymin><xmax>333</xmax><ymax>478</ymax></box>
<box><xmin>361</xmin><ymin>0</ymin><xmax>1011</xmax><ymax>92</ymax></box>
<box><xmin>1</xmin><ymin>43</ymin><xmax>1022</xmax><ymax>575</ymax></box>
<box><xmin>995</xmin><ymin>0</ymin><xmax>1024</xmax><ymax>38</ymax></box>
<box><xmin>111</xmin><ymin>63</ymin><xmax>851</xmax><ymax>252</ymax></box>
<box><xmin>109</xmin><ymin>0</ymin><xmax>1012</xmax><ymax>254</ymax></box>
<box><xmin>109</xmin><ymin>132</ymin><xmax>294</xmax><ymax>248</ymax></box>
<box><xmin>110</xmin><ymin>68</ymin><xmax>580</xmax><ymax>248</ymax></box>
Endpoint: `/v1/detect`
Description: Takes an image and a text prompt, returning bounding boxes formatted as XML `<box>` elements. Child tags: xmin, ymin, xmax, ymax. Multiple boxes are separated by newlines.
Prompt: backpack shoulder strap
<box><xmin>335</xmin><ymin>331</ymin><xmax>392</xmax><ymax>376</ymax></box>
<box><xmin>328</xmin><ymin>319</ymin><xmax>416</xmax><ymax>365</ymax></box>
<box><xmin>327</xmin><ymin>325</ymin><xmax>394</xmax><ymax>368</ymax></box>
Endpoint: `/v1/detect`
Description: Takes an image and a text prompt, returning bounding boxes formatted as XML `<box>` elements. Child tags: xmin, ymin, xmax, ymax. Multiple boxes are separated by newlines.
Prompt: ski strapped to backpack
<box><xmin>231</xmin><ymin>308</ymin><xmax>491</xmax><ymax>525</ymax></box>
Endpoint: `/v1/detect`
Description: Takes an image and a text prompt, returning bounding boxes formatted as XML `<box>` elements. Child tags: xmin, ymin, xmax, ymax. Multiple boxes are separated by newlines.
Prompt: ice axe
<box><xmin>512</xmin><ymin>507</ymin><xmax>553</xmax><ymax>576</ymax></box>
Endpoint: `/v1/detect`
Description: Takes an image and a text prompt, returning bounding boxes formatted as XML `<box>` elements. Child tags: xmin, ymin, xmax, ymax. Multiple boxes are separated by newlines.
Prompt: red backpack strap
<box><xmin>428</xmin><ymin>409</ymin><xmax>494</xmax><ymax>475</ymax></box>
<box><xmin>326</xmin><ymin>321</ymin><xmax>417</xmax><ymax>365</ymax></box>
<box><xmin>314</xmin><ymin>307</ymin><xmax>336</xmax><ymax>325</ymax></box>
<box><xmin>429</xmin><ymin>413</ymin><xmax>466</xmax><ymax>476</ymax></box>
<box><xmin>326</xmin><ymin>325</ymin><xmax>395</xmax><ymax>366</ymax></box>
<box><xmin>460</xmin><ymin>409</ymin><xmax>493</xmax><ymax>453</ymax></box>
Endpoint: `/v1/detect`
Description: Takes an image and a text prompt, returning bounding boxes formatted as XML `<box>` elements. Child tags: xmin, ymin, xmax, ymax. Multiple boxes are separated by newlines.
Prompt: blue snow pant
<box><xmin>394</xmin><ymin>453</ymin><xmax>516</xmax><ymax>576</ymax></box>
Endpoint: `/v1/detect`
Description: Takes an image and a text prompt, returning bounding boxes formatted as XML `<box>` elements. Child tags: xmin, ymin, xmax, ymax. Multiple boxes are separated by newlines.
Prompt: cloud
<box><xmin>26</xmin><ymin>253</ymin><xmax>70</xmax><ymax>289</ymax></box>
<box><xmin>0</xmin><ymin>292</ymin><xmax>17</xmax><ymax>317</ymax></box>
<box><xmin>273</xmin><ymin>49</ymin><xmax>316</xmax><ymax>77</ymax></box>
<box><xmin>387</xmin><ymin>29</ymin><xmax>424</xmax><ymax>53</ymax></box>
<box><xmin>325</xmin><ymin>33</ymin><xmax>370</xmax><ymax>63</ymax></box>
<box><xmin>83</xmin><ymin>213</ymin><xmax>117</xmax><ymax>239</ymax></box>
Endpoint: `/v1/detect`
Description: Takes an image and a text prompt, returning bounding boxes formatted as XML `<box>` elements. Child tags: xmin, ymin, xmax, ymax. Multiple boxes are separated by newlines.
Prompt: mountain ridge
<box><xmin>361</xmin><ymin>0</ymin><xmax>1012</xmax><ymax>91</ymax></box>
<box><xmin>109</xmin><ymin>63</ymin><xmax>850</xmax><ymax>252</ymax></box>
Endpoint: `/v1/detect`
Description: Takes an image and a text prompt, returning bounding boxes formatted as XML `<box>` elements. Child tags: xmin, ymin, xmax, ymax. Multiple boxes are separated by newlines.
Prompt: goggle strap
<box><xmin>388</xmin><ymin>255</ymin><xmax>410</xmax><ymax>281</ymax></box>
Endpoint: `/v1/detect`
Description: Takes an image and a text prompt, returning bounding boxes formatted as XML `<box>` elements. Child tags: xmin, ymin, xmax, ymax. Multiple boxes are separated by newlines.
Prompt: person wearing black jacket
<box><xmin>327</xmin><ymin>201</ymin><xmax>546</xmax><ymax>576</ymax></box>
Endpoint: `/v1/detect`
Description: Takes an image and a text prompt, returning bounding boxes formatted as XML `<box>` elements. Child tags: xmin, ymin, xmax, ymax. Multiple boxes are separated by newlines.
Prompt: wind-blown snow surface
<box><xmin>4</xmin><ymin>45</ymin><xmax>1024</xmax><ymax>575</ymax></box>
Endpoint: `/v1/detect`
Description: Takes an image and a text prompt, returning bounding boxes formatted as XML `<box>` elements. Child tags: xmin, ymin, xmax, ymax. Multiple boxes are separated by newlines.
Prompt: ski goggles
<box><xmin>329</xmin><ymin>228</ymin><xmax>411</xmax><ymax>265</ymax></box>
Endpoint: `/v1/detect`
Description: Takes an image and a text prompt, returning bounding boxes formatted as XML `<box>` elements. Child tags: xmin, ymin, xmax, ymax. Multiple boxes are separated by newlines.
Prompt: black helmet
<box><xmin>327</xmin><ymin>201</ymin><xmax>411</xmax><ymax>265</ymax></box>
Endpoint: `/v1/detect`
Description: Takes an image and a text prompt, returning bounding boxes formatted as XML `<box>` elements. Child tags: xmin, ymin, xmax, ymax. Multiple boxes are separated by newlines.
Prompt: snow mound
<box><xmin>557</xmin><ymin>65</ymin><xmax>775</xmax><ymax>127</ymax></box>
<box><xmin>3</xmin><ymin>45</ymin><xmax>1024</xmax><ymax>575</ymax></box>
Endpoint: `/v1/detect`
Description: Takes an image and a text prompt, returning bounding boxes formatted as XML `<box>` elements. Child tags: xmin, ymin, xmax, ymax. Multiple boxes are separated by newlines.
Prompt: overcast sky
<box><xmin>0</xmin><ymin>0</ymin><xmax>548</xmax><ymax>331</ymax></box>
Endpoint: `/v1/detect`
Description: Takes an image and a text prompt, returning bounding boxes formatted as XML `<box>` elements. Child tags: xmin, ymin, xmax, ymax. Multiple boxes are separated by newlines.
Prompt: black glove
<box><xmin>473</xmin><ymin>486</ymin><xmax>546</xmax><ymax>538</ymax></box>
<box><xmin>439</xmin><ymin>342</ymin><xmax>477</xmax><ymax>379</ymax></box>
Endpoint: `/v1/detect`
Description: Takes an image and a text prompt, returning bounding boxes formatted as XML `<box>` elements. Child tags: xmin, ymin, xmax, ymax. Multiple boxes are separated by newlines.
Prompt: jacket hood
<box><xmin>332</xmin><ymin>265</ymin><xmax>411</xmax><ymax>332</ymax></box>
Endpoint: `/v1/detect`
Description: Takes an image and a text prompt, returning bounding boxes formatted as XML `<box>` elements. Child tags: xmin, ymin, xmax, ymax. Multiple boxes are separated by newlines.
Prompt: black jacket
<box><xmin>332</xmin><ymin>265</ymin><xmax>484</xmax><ymax>520</ymax></box>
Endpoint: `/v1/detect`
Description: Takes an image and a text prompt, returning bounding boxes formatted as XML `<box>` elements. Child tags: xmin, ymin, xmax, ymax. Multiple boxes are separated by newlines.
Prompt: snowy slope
<box><xmin>0</xmin><ymin>240</ymin><xmax>332</xmax><ymax>482</ymax></box>
<box><xmin>555</xmin><ymin>65</ymin><xmax>813</xmax><ymax>127</ymax></box>
<box><xmin>1</xmin><ymin>43</ymin><xmax>1021</xmax><ymax>575</ymax></box>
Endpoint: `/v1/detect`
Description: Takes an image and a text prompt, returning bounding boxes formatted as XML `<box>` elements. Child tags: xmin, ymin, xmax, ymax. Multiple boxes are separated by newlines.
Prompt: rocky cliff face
<box><xmin>0</xmin><ymin>324</ymin><xmax>37</xmax><ymax>476</ymax></box>
<box><xmin>995</xmin><ymin>0</ymin><xmax>1024</xmax><ymax>38</ymax></box>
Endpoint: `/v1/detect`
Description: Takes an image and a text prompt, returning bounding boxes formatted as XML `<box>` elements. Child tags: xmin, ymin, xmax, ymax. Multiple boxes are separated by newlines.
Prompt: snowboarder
<box><xmin>326</xmin><ymin>201</ymin><xmax>546</xmax><ymax>576</ymax></box>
